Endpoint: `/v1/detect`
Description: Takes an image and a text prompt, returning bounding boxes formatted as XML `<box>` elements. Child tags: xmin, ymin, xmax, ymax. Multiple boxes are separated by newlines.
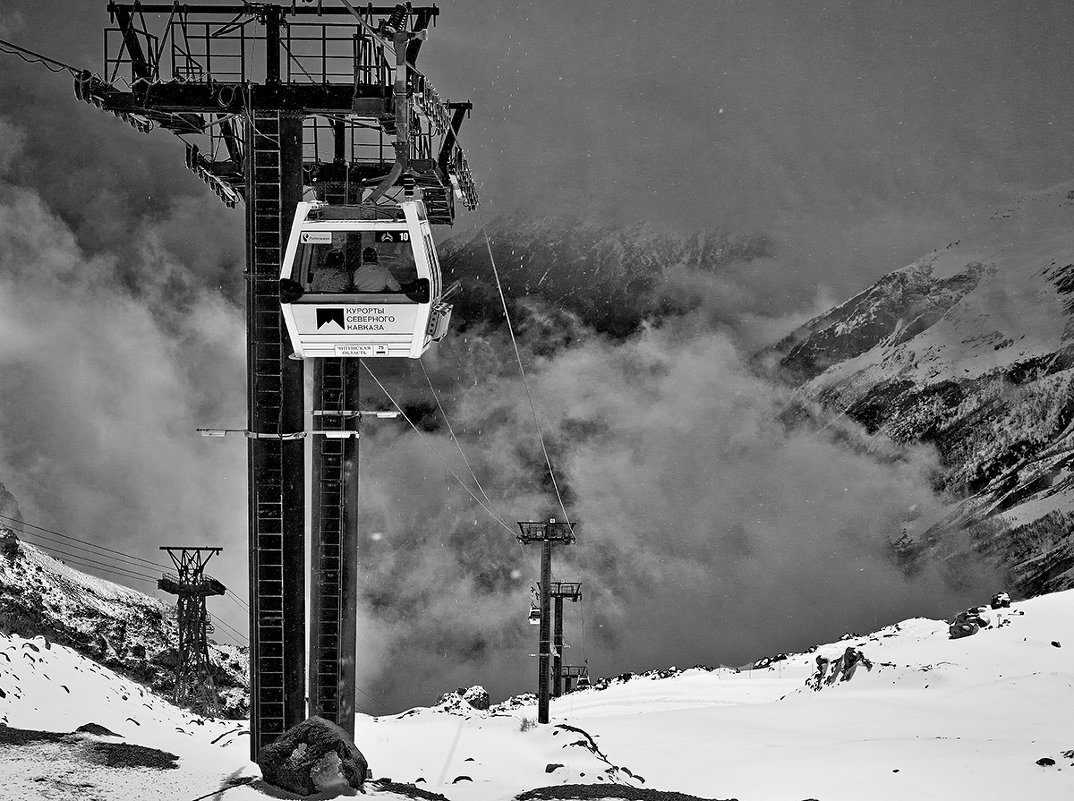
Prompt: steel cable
<box><xmin>417</xmin><ymin>360</ymin><xmax>508</xmax><ymax>528</ymax></box>
<box><xmin>360</xmin><ymin>361</ymin><xmax>516</xmax><ymax>535</ymax></box>
<box><xmin>0</xmin><ymin>513</ymin><xmax>172</xmax><ymax>570</ymax></box>
<box><xmin>483</xmin><ymin>230</ymin><xmax>572</xmax><ymax>526</ymax></box>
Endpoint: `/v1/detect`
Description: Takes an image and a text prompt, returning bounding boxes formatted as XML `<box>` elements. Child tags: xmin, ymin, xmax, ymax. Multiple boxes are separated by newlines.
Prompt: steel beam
<box><xmin>108</xmin><ymin>3</ymin><xmax>439</xmax><ymax>17</ymax></box>
<box><xmin>308</xmin><ymin>358</ymin><xmax>360</xmax><ymax>738</ymax></box>
<box><xmin>538</xmin><ymin>539</ymin><xmax>552</xmax><ymax>724</ymax></box>
<box><xmin>90</xmin><ymin>84</ymin><xmax>390</xmax><ymax>115</ymax></box>
<box><xmin>552</xmin><ymin>594</ymin><xmax>564</xmax><ymax>699</ymax></box>
<box><xmin>245</xmin><ymin>106</ymin><xmax>306</xmax><ymax>759</ymax></box>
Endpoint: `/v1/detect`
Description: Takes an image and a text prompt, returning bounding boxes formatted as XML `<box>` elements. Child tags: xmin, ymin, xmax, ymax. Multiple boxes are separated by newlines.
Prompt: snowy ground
<box><xmin>2</xmin><ymin>590</ymin><xmax>1073</xmax><ymax>800</ymax></box>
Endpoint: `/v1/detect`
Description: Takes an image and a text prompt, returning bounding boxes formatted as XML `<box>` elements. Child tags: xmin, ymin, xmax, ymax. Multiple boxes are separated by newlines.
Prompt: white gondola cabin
<box><xmin>279</xmin><ymin>199</ymin><xmax>452</xmax><ymax>358</ymax></box>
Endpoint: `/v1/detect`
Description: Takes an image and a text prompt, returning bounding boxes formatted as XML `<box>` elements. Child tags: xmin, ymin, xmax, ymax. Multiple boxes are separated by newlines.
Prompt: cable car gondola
<box><xmin>279</xmin><ymin>199</ymin><xmax>453</xmax><ymax>359</ymax></box>
<box><xmin>528</xmin><ymin>584</ymin><xmax>541</xmax><ymax>624</ymax></box>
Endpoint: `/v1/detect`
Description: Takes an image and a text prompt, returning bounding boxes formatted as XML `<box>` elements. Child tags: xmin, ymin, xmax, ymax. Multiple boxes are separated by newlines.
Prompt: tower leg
<box><xmin>538</xmin><ymin>539</ymin><xmax>552</xmax><ymax>724</ymax></box>
<box><xmin>552</xmin><ymin>596</ymin><xmax>564</xmax><ymax>698</ymax></box>
<box><xmin>309</xmin><ymin>358</ymin><xmax>359</xmax><ymax>738</ymax></box>
<box><xmin>246</xmin><ymin>109</ymin><xmax>306</xmax><ymax>759</ymax></box>
<box><xmin>338</xmin><ymin>357</ymin><xmax>360</xmax><ymax>733</ymax></box>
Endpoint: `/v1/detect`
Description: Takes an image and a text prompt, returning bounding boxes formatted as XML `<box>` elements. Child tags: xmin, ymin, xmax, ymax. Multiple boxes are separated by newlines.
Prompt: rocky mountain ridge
<box><xmin>765</xmin><ymin>182</ymin><xmax>1074</xmax><ymax>596</ymax></box>
<box><xmin>0</xmin><ymin>527</ymin><xmax>248</xmax><ymax>717</ymax></box>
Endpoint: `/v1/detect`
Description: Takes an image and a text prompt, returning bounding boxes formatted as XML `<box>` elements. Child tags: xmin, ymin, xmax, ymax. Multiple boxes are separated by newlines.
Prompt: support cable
<box><xmin>51</xmin><ymin>559</ymin><xmax>159</xmax><ymax>589</ymax></box>
<box><xmin>13</xmin><ymin>532</ymin><xmax>245</xmax><ymax>647</ymax></box>
<box><xmin>281</xmin><ymin>39</ymin><xmax>317</xmax><ymax>84</ymax></box>
<box><xmin>0</xmin><ymin>37</ymin><xmax>85</xmax><ymax>77</ymax></box>
<box><xmin>15</xmin><ymin>540</ymin><xmax>160</xmax><ymax>582</ymax></box>
<box><xmin>0</xmin><ymin>513</ymin><xmax>171</xmax><ymax>570</ymax></box>
<box><xmin>2</xmin><ymin>523</ymin><xmax>173</xmax><ymax>575</ymax></box>
<box><xmin>0</xmin><ymin>516</ymin><xmax>244</xmax><ymax>630</ymax></box>
<box><xmin>354</xmin><ymin>684</ymin><xmax>395</xmax><ymax>716</ymax></box>
<box><xmin>359</xmin><ymin>361</ymin><xmax>515</xmax><ymax>535</ymax></box>
<box><xmin>225</xmin><ymin>589</ymin><xmax>250</xmax><ymax>613</ymax></box>
<box><xmin>12</xmin><ymin>536</ymin><xmax>160</xmax><ymax>586</ymax></box>
<box><xmin>208</xmin><ymin>612</ymin><xmax>248</xmax><ymax>645</ymax></box>
<box><xmin>210</xmin><ymin>13</ymin><xmax>254</xmax><ymax>40</ymax></box>
<box><xmin>417</xmin><ymin>360</ymin><xmax>507</xmax><ymax>527</ymax></box>
<box><xmin>483</xmin><ymin>230</ymin><xmax>572</xmax><ymax>526</ymax></box>
<box><xmin>241</xmin><ymin>83</ymin><xmax>281</xmax><ymax>148</ymax></box>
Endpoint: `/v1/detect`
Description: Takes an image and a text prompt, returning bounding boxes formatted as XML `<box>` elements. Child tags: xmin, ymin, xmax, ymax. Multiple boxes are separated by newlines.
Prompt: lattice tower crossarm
<box><xmin>158</xmin><ymin>547</ymin><xmax>225</xmax><ymax>716</ymax></box>
<box><xmin>83</xmin><ymin>3</ymin><xmax>477</xmax><ymax>218</ymax></box>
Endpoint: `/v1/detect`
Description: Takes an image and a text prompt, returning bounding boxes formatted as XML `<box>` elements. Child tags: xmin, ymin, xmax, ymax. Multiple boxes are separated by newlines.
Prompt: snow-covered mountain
<box><xmin>441</xmin><ymin>216</ymin><xmax>773</xmax><ymax>337</ymax></box>
<box><xmin>0</xmin><ymin>528</ymin><xmax>248</xmax><ymax>717</ymax></box>
<box><xmin>765</xmin><ymin>182</ymin><xmax>1074</xmax><ymax>597</ymax></box>
<box><xmin>3</xmin><ymin>580</ymin><xmax>1073</xmax><ymax>800</ymax></box>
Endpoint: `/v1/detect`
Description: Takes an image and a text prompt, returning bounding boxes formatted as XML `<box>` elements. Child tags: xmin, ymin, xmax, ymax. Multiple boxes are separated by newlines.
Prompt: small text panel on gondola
<box><xmin>374</xmin><ymin>231</ymin><xmax>410</xmax><ymax>243</ymax></box>
<box><xmin>335</xmin><ymin>344</ymin><xmax>388</xmax><ymax>357</ymax></box>
<box><xmin>300</xmin><ymin>231</ymin><xmax>333</xmax><ymax>244</ymax></box>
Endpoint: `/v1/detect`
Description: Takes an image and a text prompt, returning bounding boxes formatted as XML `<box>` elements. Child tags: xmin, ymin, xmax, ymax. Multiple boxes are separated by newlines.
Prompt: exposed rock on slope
<box><xmin>0</xmin><ymin>530</ymin><xmax>248</xmax><ymax>716</ymax></box>
<box><xmin>765</xmin><ymin>183</ymin><xmax>1074</xmax><ymax>595</ymax></box>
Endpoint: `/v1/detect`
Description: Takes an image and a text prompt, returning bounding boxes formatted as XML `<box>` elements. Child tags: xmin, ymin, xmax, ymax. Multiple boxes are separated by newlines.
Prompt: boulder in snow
<box><xmin>257</xmin><ymin>716</ymin><xmax>368</xmax><ymax>796</ymax></box>
<box><xmin>436</xmin><ymin>685</ymin><xmax>491</xmax><ymax>711</ymax></box>
<box><xmin>461</xmin><ymin>685</ymin><xmax>490</xmax><ymax>710</ymax></box>
<box><xmin>75</xmin><ymin>723</ymin><xmax>121</xmax><ymax>737</ymax></box>
<box><xmin>949</xmin><ymin>607</ymin><xmax>991</xmax><ymax>639</ymax></box>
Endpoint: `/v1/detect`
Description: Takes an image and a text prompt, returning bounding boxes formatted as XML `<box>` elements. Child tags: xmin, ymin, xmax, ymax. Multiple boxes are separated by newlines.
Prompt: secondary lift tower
<box><xmin>548</xmin><ymin>581</ymin><xmax>582</xmax><ymax>699</ymax></box>
<box><xmin>518</xmin><ymin>520</ymin><xmax>576</xmax><ymax>724</ymax></box>
<box><xmin>80</xmin><ymin>2</ymin><xmax>476</xmax><ymax>756</ymax></box>
<box><xmin>158</xmin><ymin>546</ymin><xmax>226</xmax><ymax>715</ymax></box>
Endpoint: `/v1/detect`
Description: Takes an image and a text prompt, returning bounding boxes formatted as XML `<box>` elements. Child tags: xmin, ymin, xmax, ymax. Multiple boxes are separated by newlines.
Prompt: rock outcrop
<box><xmin>257</xmin><ymin>716</ymin><xmax>368</xmax><ymax>797</ymax></box>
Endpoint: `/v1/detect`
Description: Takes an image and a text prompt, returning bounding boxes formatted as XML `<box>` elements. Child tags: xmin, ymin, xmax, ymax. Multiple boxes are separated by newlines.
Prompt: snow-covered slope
<box><xmin>0</xmin><ymin>631</ymin><xmax>258</xmax><ymax>800</ymax></box>
<box><xmin>0</xmin><ymin>530</ymin><xmax>248</xmax><ymax>717</ymax></box>
<box><xmin>3</xmin><ymin>589</ymin><xmax>1073</xmax><ymax>800</ymax></box>
<box><xmin>765</xmin><ymin>182</ymin><xmax>1074</xmax><ymax>596</ymax></box>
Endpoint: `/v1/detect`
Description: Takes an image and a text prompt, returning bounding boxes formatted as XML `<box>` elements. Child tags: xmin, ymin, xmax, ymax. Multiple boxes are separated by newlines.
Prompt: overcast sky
<box><xmin>4</xmin><ymin>1</ymin><xmax>1074</xmax><ymax>297</ymax></box>
<box><xmin>1</xmin><ymin>0</ymin><xmax>1072</xmax><ymax>709</ymax></box>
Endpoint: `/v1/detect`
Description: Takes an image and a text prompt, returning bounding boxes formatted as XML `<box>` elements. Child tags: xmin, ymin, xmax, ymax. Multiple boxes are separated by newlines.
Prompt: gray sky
<box><xmin>0</xmin><ymin>0</ymin><xmax>1070</xmax><ymax>709</ymax></box>
<box><xmin>5</xmin><ymin>1</ymin><xmax>1074</xmax><ymax>289</ymax></box>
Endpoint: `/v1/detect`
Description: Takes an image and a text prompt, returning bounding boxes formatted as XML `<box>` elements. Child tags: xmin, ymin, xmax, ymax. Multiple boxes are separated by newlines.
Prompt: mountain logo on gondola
<box><xmin>316</xmin><ymin>309</ymin><xmax>346</xmax><ymax>330</ymax></box>
<box><xmin>374</xmin><ymin>231</ymin><xmax>409</xmax><ymax>243</ymax></box>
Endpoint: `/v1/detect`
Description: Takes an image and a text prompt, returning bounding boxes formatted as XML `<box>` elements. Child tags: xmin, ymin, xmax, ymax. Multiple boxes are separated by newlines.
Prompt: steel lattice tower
<box><xmin>79</xmin><ymin>2</ymin><xmax>477</xmax><ymax>756</ymax></box>
<box><xmin>548</xmin><ymin>581</ymin><xmax>582</xmax><ymax>698</ymax></box>
<box><xmin>518</xmin><ymin>520</ymin><xmax>576</xmax><ymax>724</ymax></box>
<box><xmin>158</xmin><ymin>547</ymin><xmax>226</xmax><ymax>715</ymax></box>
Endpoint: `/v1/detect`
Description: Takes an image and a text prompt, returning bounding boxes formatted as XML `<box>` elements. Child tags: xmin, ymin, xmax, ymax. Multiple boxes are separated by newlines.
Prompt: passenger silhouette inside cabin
<box><xmin>310</xmin><ymin>249</ymin><xmax>351</xmax><ymax>292</ymax></box>
<box><xmin>353</xmin><ymin>247</ymin><xmax>402</xmax><ymax>293</ymax></box>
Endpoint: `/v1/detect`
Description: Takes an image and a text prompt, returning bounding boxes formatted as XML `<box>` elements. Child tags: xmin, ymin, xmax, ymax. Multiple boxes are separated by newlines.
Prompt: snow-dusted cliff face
<box><xmin>766</xmin><ymin>182</ymin><xmax>1074</xmax><ymax>596</ymax></box>
<box><xmin>0</xmin><ymin>531</ymin><xmax>248</xmax><ymax>717</ymax></box>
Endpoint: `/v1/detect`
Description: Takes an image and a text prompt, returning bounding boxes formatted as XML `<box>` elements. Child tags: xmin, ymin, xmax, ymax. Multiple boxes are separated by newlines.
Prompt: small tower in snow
<box><xmin>158</xmin><ymin>547</ymin><xmax>225</xmax><ymax>716</ymax></box>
